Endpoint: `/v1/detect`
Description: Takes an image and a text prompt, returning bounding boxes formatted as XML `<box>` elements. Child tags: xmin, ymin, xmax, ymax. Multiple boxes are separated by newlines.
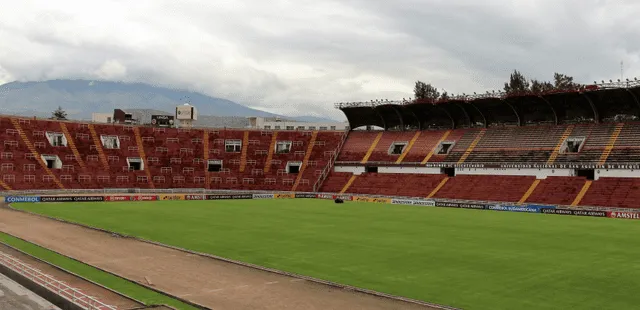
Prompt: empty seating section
<box><xmin>580</xmin><ymin>177</ymin><xmax>640</xmax><ymax>209</ymax></box>
<box><xmin>0</xmin><ymin>118</ymin><xmax>47</xmax><ymax>190</ymax></box>
<box><xmin>607</xmin><ymin>123</ymin><xmax>640</xmax><ymax>162</ymax></box>
<box><xmin>0</xmin><ymin>116</ymin><xmax>343</xmax><ymax>191</ymax></box>
<box><xmin>433</xmin><ymin>175</ymin><xmax>534</xmax><ymax>202</ymax></box>
<box><xmin>294</xmin><ymin>131</ymin><xmax>344</xmax><ymax>192</ymax></box>
<box><xmin>466</xmin><ymin>126</ymin><xmax>565</xmax><ymax>162</ymax></box>
<box><xmin>319</xmin><ymin>172</ymin><xmax>354</xmax><ymax>193</ymax></box>
<box><xmin>442</xmin><ymin>129</ymin><xmax>480</xmax><ymax>162</ymax></box>
<box><xmin>402</xmin><ymin>130</ymin><xmax>449</xmax><ymax>162</ymax></box>
<box><xmin>554</xmin><ymin>124</ymin><xmax>612</xmax><ymax>163</ymax></box>
<box><xmin>344</xmin><ymin>173</ymin><xmax>447</xmax><ymax>198</ymax></box>
<box><xmin>367</xmin><ymin>131</ymin><xmax>417</xmax><ymax>162</ymax></box>
<box><xmin>337</xmin><ymin>131</ymin><xmax>378</xmax><ymax>161</ymax></box>
<box><xmin>524</xmin><ymin>177</ymin><xmax>586</xmax><ymax>205</ymax></box>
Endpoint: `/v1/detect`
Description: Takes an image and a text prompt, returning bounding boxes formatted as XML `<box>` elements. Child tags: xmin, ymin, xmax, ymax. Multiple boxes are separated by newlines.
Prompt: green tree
<box><xmin>503</xmin><ymin>70</ymin><xmax>530</xmax><ymax>95</ymax></box>
<box><xmin>414</xmin><ymin>81</ymin><xmax>440</xmax><ymax>101</ymax></box>
<box><xmin>530</xmin><ymin>79</ymin><xmax>555</xmax><ymax>94</ymax></box>
<box><xmin>51</xmin><ymin>106</ymin><xmax>67</xmax><ymax>120</ymax></box>
<box><xmin>440</xmin><ymin>91</ymin><xmax>450</xmax><ymax>101</ymax></box>
<box><xmin>553</xmin><ymin>73</ymin><xmax>579</xmax><ymax>91</ymax></box>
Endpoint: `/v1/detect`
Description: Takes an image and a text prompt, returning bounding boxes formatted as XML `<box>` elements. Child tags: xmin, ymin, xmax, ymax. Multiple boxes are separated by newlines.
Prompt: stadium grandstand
<box><xmin>1</xmin><ymin>79</ymin><xmax>640</xmax><ymax>210</ymax></box>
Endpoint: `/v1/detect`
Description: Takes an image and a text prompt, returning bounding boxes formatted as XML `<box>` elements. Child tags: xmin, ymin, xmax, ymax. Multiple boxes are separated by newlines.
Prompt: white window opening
<box><xmin>275</xmin><ymin>141</ymin><xmax>292</xmax><ymax>154</ymax></box>
<box><xmin>46</xmin><ymin>132</ymin><xmax>67</xmax><ymax>147</ymax></box>
<box><xmin>388</xmin><ymin>142</ymin><xmax>407</xmax><ymax>155</ymax></box>
<box><xmin>41</xmin><ymin>155</ymin><xmax>63</xmax><ymax>169</ymax></box>
<box><xmin>127</xmin><ymin>157</ymin><xmax>144</xmax><ymax>171</ymax></box>
<box><xmin>225</xmin><ymin>139</ymin><xmax>242</xmax><ymax>153</ymax></box>
<box><xmin>560</xmin><ymin>137</ymin><xmax>585</xmax><ymax>154</ymax></box>
<box><xmin>436</xmin><ymin>141</ymin><xmax>455</xmax><ymax>155</ymax></box>
<box><xmin>208</xmin><ymin>160</ymin><xmax>223</xmax><ymax>172</ymax></box>
<box><xmin>101</xmin><ymin>135</ymin><xmax>120</xmax><ymax>149</ymax></box>
<box><xmin>286</xmin><ymin>161</ymin><xmax>302</xmax><ymax>174</ymax></box>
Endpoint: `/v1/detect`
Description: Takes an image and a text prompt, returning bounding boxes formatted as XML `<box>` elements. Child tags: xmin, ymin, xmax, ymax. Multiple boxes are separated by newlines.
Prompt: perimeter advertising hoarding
<box><xmin>207</xmin><ymin>194</ymin><xmax>253</xmax><ymax>200</ymax></box>
<box><xmin>316</xmin><ymin>194</ymin><xmax>353</xmax><ymax>201</ymax></box>
<box><xmin>435</xmin><ymin>201</ymin><xmax>486</xmax><ymax>209</ymax></box>
<box><xmin>253</xmin><ymin>194</ymin><xmax>275</xmax><ymax>199</ymax></box>
<box><xmin>130</xmin><ymin>195</ymin><xmax>158</xmax><ymax>201</ymax></box>
<box><xmin>390</xmin><ymin>199</ymin><xmax>436</xmax><ymax>207</ymax></box>
<box><xmin>184</xmin><ymin>195</ymin><xmax>206</xmax><ymax>200</ymax></box>
<box><xmin>488</xmin><ymin>205</ymin><xmax>540</xmax><ymax>213</ymax></box>
<box><xmin>4</xmin><ymin>196</ymin><xmax>41</xmax><ymax>203</ymax></box>
<box><xmin>608</xmin><ymin>211</ymin><xmax>640</xmax><ymax>220</ymax></box>
<box><xmin>40</xmin><ymin>196</ymin><xmax>104</xmax><ymax>202</ymax></box>
<box><xmin>353</xmin><ymin>196</ymin><xmax>392</xmax><ymax>204</ymax></box>
<box><xmin>541</xmin><ymin>208</ymin><xmax>607</xmax><ymax>217</ymax></box>
<box><xmin>104</xmin><ymin>196</ymin><xmax>132</xmax><ymax>202</ymax></box>
<box><xmin>295</xmin><ymin>193</ymin><xmax>317</xmax><ymax>199</ymax></box>
<box><xmin>159</xmin><ymin>194</ymin><xmax>185</xmax><ymax>201</ymax></box>
<box><xmin>274</xmin><ymin>193</ymin><xmax>295</xmax><ymax>199</ymax></box>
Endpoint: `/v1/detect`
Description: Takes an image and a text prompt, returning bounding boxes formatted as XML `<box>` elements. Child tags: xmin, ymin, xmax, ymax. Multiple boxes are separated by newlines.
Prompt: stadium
<box><xmin>0</xmin><ymin>78</ymin><xmax>640</xmax><ymax>310</ymax></box>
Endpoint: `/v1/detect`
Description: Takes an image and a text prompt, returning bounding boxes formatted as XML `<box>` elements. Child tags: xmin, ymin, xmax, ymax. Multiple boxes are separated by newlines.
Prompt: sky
<box><xmin>1</xmin><ymin>0</ymin><xmax>640</xmax><ymax>119</ymax></box>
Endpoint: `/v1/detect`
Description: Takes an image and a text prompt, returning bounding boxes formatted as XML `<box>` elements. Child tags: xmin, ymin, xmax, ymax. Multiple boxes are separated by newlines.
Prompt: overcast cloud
<box><xmin>1</xmin><ymin>0</ymin><xmax>640</xmax><ymax>119</ymax></box>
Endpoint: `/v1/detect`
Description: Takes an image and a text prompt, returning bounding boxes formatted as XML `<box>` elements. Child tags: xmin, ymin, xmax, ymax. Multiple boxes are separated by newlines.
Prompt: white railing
<box><xmin>0</xmin><ymin>252</ymin><xmax>116</xmax><ymax>310</ymax></box>
<box><xmin>313</xmin><ymin>129</ymin><xmax>350</xmax><ymax>192</ymax></box>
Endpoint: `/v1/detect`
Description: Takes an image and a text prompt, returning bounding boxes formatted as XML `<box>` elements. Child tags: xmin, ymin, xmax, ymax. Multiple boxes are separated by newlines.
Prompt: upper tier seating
<box><xmin>337</xmin><ymin>122</ymin><xmax>640</xmax><ymax>165</ymax></box>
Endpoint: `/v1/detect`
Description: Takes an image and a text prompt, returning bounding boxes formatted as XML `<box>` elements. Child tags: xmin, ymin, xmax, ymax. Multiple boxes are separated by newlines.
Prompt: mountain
<box><xmin>0</xmin><ymin>79</ymin><xmax>339</xmax><ymax>122</ymax></box>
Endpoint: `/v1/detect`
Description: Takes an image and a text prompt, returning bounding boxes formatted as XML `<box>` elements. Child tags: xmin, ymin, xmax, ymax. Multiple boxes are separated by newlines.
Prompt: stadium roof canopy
<box><xmin>336</xmin><ymin>80</ymin><xmax>640</xmax><ymax>130</ymax></box>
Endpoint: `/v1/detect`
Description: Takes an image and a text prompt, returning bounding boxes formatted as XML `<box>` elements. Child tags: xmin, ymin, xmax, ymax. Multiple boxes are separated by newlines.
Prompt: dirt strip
<box><xmin>0</xmin><ymin>207</ymin><xmax>449</xmax><ymax>310</ymax></box>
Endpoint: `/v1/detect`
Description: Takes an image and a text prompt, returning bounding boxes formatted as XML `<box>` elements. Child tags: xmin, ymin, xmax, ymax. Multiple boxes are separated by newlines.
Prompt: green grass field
<box><xmin>13</xmin><ymin>199</ymin><xmax>640</xmax><ymax>310</ymax></box>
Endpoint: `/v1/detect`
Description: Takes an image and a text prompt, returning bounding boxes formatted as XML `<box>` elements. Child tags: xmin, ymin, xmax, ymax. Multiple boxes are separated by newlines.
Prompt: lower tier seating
<box><xmin>433</xmin><ymin>175</ymin><xmax>535</xmax><ymax>202</ymax></box>
<box><xmin>524</xmin><ymin>177</ymin><xmax>586</xmax><ymax>205</ymax></box>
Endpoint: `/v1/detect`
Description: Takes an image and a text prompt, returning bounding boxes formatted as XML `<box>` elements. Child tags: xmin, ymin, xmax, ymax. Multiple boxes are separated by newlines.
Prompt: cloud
<box><xmin>1</xmin><ymin>0</ymin><xmax>640</xmax><ymax>119</ymax></box>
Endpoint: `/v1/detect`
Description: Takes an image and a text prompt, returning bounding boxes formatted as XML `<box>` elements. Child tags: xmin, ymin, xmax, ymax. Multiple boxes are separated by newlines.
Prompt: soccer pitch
<box><xmin>13</xmin><ymin>199</ymin><xmax>640</xmax><ymax>310</ymax></box>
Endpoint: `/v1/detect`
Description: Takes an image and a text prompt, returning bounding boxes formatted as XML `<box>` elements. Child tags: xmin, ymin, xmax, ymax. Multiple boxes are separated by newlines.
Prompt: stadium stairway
<box><xmin>11</xmin><ymin>118</ymin><xmax>65</xmax><ymax>190</ymax></box>
<box><xmin>87</xmin><ymin>124</ymin><xmax>110</xmax><ymax>171</ymax></box>
<box><xmin>395</xmin><ymin>131</ymin><xmax>421</xmax><ymax>163</ymax></box>
<box><xmin>524</xmin><ymin>176</ymin><xmax>587</xmax><ymax>205</ymax></box>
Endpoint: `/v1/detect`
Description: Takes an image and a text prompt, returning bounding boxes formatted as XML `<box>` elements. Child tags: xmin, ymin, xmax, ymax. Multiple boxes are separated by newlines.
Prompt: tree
<box><xmin>52</xmin><ymin>106</ymin><xmax>67</xmax><ymax>120</ymax></box>
<box><xmin>503</xmin><ymin>70</ymin><xmax>530</xmax><ymax>95</ymax></box>
<box><xmin>414</xmin><ymin>80</ymin><xmax>440</xmax><ymax>101</ymax></box>
<box><xmin>530</xmin><ymin>79</ymin><xmax>555</xmax><ymax>94</ymax></box>
<box><xmin>440</xmin><ymin>91</ymin><xmax>450</xmax><ymax>101</ymax></box>
<box><xmin>553</xmin><ymin>73</ymin><xmax>579</xmax><ymax>91</ymax></box>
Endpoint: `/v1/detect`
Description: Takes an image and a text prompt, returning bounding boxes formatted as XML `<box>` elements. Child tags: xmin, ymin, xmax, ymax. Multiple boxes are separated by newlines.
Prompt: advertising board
<box><xmin>253</xmin><ymin>194</ymin><xmax>275</xmax><ymax>199</ymax></box>
<box><xmin>274</xmin><ymin>193</ymin><xmax>295</xmax><ymax>199</ymax></box>
<box><xmin>184</xmin><ymin>195</ymin><xmax>205</xmax><ymax>200</ymax></box>
<box><xmin>130</xmin><ymin>195</ymin><xmax>158</xmax><ymax>201</ymax></box>
<box><xmin>159</xmin><ymin>194</ymin><xmax>185</xmax><ymax>201</ymax></box>
<box><xmin>104</xmin><ymin>196</ymin><xmax>132</xmax><ymax>202</ymax></box>
<box><xmin>391</xmin><ymin>199</ymin><xmax>435</xmax><ymax>207</ymax></box>
<box><xmin>608</xmin><ymin>211</ymin><xmax>640</xmax><ymax>220</ymax></box>
<box><xmin>435</xmin><ymin>201</ymin><xmax>486</xmax><ymax>209</ymax></box>
<box><xmin>207</xmin><ymin>194</ymin><xmax>253</xmax><ymax>200</ymax></box>
<box><xmin>488</xmin><ymin>205</ymin><xmax>539</xmax><ymax>213</ymax></box>
<box><xmin>541</xmin><ymin>208</ymin><xmax>607</xmax><ymax>217</ymax></box>
<box><xmin>5</xmin><ymin>196</ymin><xmax>41</xmax><ymax>203</ymax></box>
<box><xmin>294</xmin><ymin>193</ymin><xmax>317</xmax><ymax>199</ymax></box>
<box><xmin>40</xmin><ymin>196</ymin><xmax>104</xmax><ymax>202</ymax></box>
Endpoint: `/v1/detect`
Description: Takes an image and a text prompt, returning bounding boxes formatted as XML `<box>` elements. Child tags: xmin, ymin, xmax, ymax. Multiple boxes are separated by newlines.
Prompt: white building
<box><xmin>248</xmin><ymin>117</ymin><xmax>349</xmax><ymax>131</ymax></box>
<box><xmin>91</xmin><ymin>113</ymin><xmax>112</xmax><ymax>123</ymax></box>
